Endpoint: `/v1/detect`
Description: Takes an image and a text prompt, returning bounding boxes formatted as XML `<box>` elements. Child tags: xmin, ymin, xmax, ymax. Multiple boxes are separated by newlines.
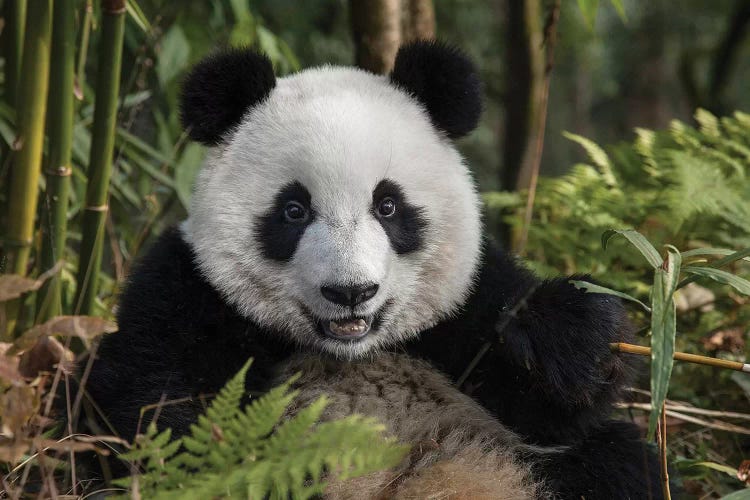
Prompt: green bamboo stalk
<box><xmin>2</xmin><ymin>0</ymin><xmax>27</xmax><ymax>105</ymax></box>
<box><xmin>38</xmin><ymin>0</ymin><xmax>77</xmax><ymax>321</ymax></box>
<box><xmin>3</xmin><ymin>0</ymin><xmax>53</xmax><ymax>339</ymax></box>
<box><xmin>75</xmin><ymin>0</ymin><xmax>94</xmax><ymax>100</ymax></box>
<box><xmin>74</xmin><ymin>0</ymin><xmax>127</xmax><ymax>315</ymax></box>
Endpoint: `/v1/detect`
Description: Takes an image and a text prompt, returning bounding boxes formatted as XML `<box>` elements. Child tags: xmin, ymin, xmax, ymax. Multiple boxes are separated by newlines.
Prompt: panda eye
<box><xmin>284</xmin><ymin>201</ymin><xmax>308</xmax><ymax>222</ymax></box>
<box><xmin>377</xmin><ymin>197</ymin><xmax>396</xmax><ymax>218</ymax></box>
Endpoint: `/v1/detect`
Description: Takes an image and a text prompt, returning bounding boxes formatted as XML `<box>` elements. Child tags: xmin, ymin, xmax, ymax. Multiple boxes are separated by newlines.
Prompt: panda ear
<box><xmin>180</xmin><ymin>47</ymin><xmax>276</xmax><ymax>146</ymax></box>
<box><xmin>390</xmin><ymin>40</ymin><xmax>482</xmax><ymax>139</ymax></box>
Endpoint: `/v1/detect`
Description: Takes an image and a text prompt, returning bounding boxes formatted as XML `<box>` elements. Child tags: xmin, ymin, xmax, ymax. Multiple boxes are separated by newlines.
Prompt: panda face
<box><xmin>182</xmin><ymin>46</ymin><xmax>483</xmax><ymax>358</ymax></box>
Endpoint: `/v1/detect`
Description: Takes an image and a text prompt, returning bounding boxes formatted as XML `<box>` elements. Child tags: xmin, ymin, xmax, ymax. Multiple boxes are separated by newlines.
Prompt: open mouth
<box><xmin>319</xmin><ymin>316</ymin><xmax>374</xmax><ymax>341</ymax></box>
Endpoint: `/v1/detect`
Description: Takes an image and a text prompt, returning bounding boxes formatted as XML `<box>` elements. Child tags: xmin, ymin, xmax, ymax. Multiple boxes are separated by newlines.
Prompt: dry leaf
<box><xmin>701</xmin><ymin>327</ymin><xmax>746</xmax><ymax>353</ymax></box>
<box><xmin>0</xmin><ymin>384</ymin><xmax>40</xmax><ymax>437</ymax></box>
<box><xmin>34</xmin><ymin>437</ymin><xmax>110</xmax><ymax>456</ymax></box>
<box><xmin>0</xmin><ymin>262</ymin><xmax>63</xmax><ymax>302</ymax></box>
<box><xmin>738</xmin><ymin>459</ymin><xmax>750</xmax><ymax>484</ymax></box>
<box><xmin>18</xmin><ymin>337</ymin><xmax>74</xmax><ymax>378</ymax></box>
<box><xmin>0</xmin><ymin>352</ymin><xmax>23</xmax><ymax>386</ymax></box>
<box><xmin>11</xmin><ymin>315</ymin><xmax>117</xmax><ymax>354</ymax></box>
<box><xmin>0</xmin><ymin>437</ymin><xmax>31</xmax><ymax>463</ymax></box>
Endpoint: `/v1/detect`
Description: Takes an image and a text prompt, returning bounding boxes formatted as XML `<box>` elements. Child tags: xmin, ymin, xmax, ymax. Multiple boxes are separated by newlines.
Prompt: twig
<box><xmin>620</xmin><ymin>402</ymin><xmax>750</xmax><ymax>435</ymax></box>
<box><xmin>611</xmin><ymin>342</ymin><xmax>750</xmax><ymax>373</ymax></box>
<box><xmin>515</xmin><ymin>0</ymin><xmax>561</xmax><ymax>255</ymax></box>
<box><xmin>658</xmin><ymin>405</ymin><xmax>671</xmax><ymax>500</ymax></box>
<box><xmin>617</xmin><ymin>401</ymin><xmax>750</xmax><ymax>421</ymax></box>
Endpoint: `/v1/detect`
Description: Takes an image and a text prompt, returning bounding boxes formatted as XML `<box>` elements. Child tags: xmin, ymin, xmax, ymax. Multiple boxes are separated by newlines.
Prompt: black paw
<box><xmin>500</xmin><ymin>277</ymin><xmax>635</xmax><ymax>410</ymax></box>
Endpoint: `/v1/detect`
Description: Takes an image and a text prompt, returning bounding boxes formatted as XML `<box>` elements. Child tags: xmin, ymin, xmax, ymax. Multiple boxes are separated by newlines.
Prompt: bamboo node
<box><xmin>84</xmin><ymin>204</ymin><xmax>109</xmax><ymax>212</ymax></box>
<box><xmin>1</xmin><ymin>237</ymin><xmax>33</xmax><ymax>248</ymax></box>
<box><xmin>45</xmin><ymin>165</ymin><xmax>73</xmax><ymax>177</ymax></box>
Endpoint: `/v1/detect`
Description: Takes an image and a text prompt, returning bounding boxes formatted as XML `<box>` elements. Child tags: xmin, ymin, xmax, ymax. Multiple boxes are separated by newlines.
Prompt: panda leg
<box><xmin>532</xmin><ymin>420</ymin><xmax>666</xmax><ymax>500</ymax></box>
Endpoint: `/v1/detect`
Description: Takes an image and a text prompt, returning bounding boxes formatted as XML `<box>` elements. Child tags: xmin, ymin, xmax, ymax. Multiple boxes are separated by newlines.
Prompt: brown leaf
<box><xmin>18</xmin><ymin>336</ymin><xmax>74</xmax><ymax>378</ymax></box>
<box><xmin>0</xmin><ymin>384</ymin><xmax>40</xmax><ymax>437</ymax></box>
<box><xmin>0</xmin><ymin>351</ymin><xmax>22</xmax><ymax>386</ymax></box>
<box><xmin>0</xmin><ymin>437</ymin><xmax>31</xmax><ymax>463</ymax></box>
<box><xmin>0</xmin><ymin>262</ymin><xmax>63</xmax><ymax>302</ymax></box>
<box><xmin>738</xmin><ymin>459</ymin><xmax>750</xmax><ymax>484</ymax></box>
<box><xmin>11</xmin><ymin>315</ymin><xmax>117</xmax><ymax>354</ymax></box>
<box><xmin>701</xmin><ymin>327</ymin><xmax>746</xmax><ymax>353</ymax></box>
<box><xmin>34</xmin><ymin>437</ymin><xmax>110</xmax><ymax>456</ymax></box>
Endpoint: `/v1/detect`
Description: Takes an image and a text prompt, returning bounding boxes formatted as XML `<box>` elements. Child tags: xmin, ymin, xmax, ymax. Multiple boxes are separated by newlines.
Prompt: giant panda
<box><xmin>84</xmin><ymin>41</ymin><xmax>663</xmax><ymax>498</ymax></box>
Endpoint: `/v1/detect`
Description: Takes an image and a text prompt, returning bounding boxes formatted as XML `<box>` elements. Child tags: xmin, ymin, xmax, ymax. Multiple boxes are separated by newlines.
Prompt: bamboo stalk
<box><xmin>611</xmin><ymin>342</ymin><xmax>750</xmax><ymax>373</ymax></box>
<box><xmin>74</xmin><ymin>0</ymin><xmax>127</xmax><ymax>315</ymax></box>
<box><xmin>1</xmin><ymin>0</ymin><xmax>27</xmax><ymax>105</ymax></box>
<box><xmin>3</xmin><ymin>0</ymin><xmax>53</xmax><ymax>339</ymax></box>
<box><xmin>38</xmin><ymin>0</ymin><xmax>77</xmax><ymax>321</ymax></box>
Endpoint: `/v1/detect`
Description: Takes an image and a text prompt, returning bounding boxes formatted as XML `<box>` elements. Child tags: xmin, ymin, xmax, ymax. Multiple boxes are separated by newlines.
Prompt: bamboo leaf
<box><xmin>576</xmin><ymin>0</ymin><xmax>599</xmax><ymax>29</ymax></box>
<box><xmin>682</xmin><ymin>266</ymin><xmax>750</xmax><ymax>296</ymax></box>
<box><xmin>681</xmin><ymin>247</ymin><xmax>750</xmax><ymax>262</ymax></box>
<box><xmin>609</xmin><ymin>0</ymin><xmax>627</xmax><ymax>22</ymax></box>
<box><xmin>126</xmin><ymin>0</ymin><xmax>152</xmax><ymax>33</ymax></box>
<box><xmin>570</xmin><ymin>280</ymin><xmax>651</xmax><ymax>313</ymax></box>
<box><xmin>602</xmin><ymin>229</ymin><xmax>663</xmax><ymax>268</ymax></box>
<box><xmin>156</xmin><ymin>24</ymin><xmax>190</xmax><ymax>87</ymax></box>
<box><xmin>174</xmin><ymin>143</ymin><xmax>205</xmax><ymax>209</ymax></box>
<box><xmin>648</xmin><ymin>246</ymin><xmax>681</xmax><ymax>440</ymax></box>
<box><xmin>689</xmin><ymin>461</ymin><xmax>739</xmax><ymax>478</ymax></box>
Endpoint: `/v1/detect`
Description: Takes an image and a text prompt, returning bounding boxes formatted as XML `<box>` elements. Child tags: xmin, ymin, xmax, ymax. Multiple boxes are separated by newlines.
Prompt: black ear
<box><xmin>180</xmin><ymin>48</ymin><xmax>276</xmax><ymax>145</ymax></box>
<box><xmin>390</xmin><ymin>40</ymin><xmax>482</xmax><ymax>139</ymax></box>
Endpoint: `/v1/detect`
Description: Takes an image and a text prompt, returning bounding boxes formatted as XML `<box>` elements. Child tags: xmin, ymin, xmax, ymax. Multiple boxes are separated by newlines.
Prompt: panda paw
<box><xmin>501</xmin><ymin>276</ymin><xmax>635</xmax><ymax>411</ymax></box>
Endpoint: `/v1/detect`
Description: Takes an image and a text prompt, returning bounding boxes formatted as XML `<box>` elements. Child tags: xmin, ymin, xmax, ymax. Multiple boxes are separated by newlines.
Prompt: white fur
<box><xmin>183</xmin><ymin>66</ymin><xmax>482</xmax><ymax>357</ymax></box>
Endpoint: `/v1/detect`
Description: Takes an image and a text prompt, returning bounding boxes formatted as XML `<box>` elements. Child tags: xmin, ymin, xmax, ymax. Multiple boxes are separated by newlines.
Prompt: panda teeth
<box><xmin>329</xmin><ymin>318</ymin><xmax>368</xmax><ymax>336</ymax></box>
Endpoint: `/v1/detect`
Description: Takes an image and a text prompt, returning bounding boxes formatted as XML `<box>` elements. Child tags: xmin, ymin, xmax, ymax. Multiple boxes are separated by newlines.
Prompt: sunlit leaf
<box><xmin>648</xmin><ymin>245</ymin><xmax>681</xmax><ymax>440</ymax></box>
<box><xmin>563</xmin><ymin>131</ymin><xmax>617</xmax><ymax>186</ymax></box>
<box><xmin>576</xmin><ymin>0</ymin><xmax>599</xmax><ymax>30</ymax></box>
<box><xmin>609</xmin><ymin>0</ymin><xmax>627</xmax><ymax>22</ymax></box>
<box><xmin>126</xmin><ymin>0</ymin><xmax>152</xmax><ymax>33</ymax></box>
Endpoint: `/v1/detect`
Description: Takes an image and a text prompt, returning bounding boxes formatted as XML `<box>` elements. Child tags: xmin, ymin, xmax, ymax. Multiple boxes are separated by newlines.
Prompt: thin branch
<box><xmin>514</xmin><ymin>0</ymin><xmax>561</xmax><ymax>255</ymax></box>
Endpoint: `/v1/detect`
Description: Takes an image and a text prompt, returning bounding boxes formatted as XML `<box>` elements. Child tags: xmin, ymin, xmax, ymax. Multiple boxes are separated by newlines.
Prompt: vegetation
<box><xmin>115</xmin><ymin>360</ymin><xmax>407</xmax><ymax>499</ymax></box>
<box><xmin>0</xmin><ymin>1</ymin><xmax>749</xmax><ymax>498</ymax></box>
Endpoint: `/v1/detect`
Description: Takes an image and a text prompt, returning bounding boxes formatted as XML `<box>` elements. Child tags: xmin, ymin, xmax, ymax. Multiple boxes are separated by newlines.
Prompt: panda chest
<box><xmin>273</xmin><ymin>353</ymin><xmax>517</xmax><ymax>448</ymax></box>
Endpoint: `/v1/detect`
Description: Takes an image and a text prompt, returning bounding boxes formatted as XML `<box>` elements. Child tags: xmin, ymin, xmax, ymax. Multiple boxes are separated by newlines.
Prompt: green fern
<box><xmin>114</xmin><ymin>360</ymin><xmax>408</xmax><ymax>499</ymax></box>
<box><xmin>490</xmin><ymin>109</ymin><xmax>750</xmax><ymax>289</ymax></box>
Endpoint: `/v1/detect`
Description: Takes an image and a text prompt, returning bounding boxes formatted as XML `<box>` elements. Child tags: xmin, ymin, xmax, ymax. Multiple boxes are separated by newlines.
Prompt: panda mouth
<box><xmin>320</xmin><ymin>316</ymin><xmax>373</xmax><ymax>341</ymax></box>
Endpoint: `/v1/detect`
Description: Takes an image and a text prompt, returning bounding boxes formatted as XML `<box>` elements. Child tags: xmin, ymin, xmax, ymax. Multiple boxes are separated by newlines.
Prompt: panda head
<box><xmin>181</xmin><ymin>41</ymin><xmax>483</xmax><ymax>358</ymax></box>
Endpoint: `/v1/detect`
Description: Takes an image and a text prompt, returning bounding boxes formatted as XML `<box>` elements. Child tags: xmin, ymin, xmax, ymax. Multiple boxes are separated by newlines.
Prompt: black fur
<box><xmin>256</xmin><ymin>181</ymin><xmax>315</xmax><ymax>262</ymax></box>
<box><xmin>84</xmin><ymin>227</ymin><xmax>292</xmax><ymax>443</ymax></box>
<box><xmin>179</xmin><ymin>47</ymin><xmax>276</xmax><ymax>145</ymax></box>
<box><xmin>390</xmin><ymin>40</ymin><xmax>482</xmax><ymax>139</ymax></box>
<box><xmin>371</xmin><ymin>179</ymin><xmax>427</xmax><ymax>254</ymax></box>
<box><xmin>79</xmin><ymin>229</ymin><xmax>662</xmax><ymax>498</ymax></box>
<box><xmin>410</xmin><ymin>242</ymin><xmax>638</xmax><ymax>445</ymax></box>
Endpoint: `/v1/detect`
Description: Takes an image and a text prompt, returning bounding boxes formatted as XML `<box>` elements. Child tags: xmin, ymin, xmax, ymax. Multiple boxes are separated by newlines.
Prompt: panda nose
<box><xmin>320</xmin><ymin>283</ymin><xmax>379</xmax><ymax>307</ymax></box>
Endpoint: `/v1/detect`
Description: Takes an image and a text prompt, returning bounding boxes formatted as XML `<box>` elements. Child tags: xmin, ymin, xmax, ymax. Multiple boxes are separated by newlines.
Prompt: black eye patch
<box><xmin>371</xmin><ymin>179</ymin><xmax>428</xmax><ymax>254</ymax></box>
<box><xmin>255</xmin><ymin>181</ymin><xmax>314</xmax><ymax>262</ymax></box>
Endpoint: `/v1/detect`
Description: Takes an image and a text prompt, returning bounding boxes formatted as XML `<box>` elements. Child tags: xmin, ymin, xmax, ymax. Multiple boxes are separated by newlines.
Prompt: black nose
<box><xmin>320</xmin><ymin>283</ymin><xmax>379</xmax><ymax>307</ymax></box>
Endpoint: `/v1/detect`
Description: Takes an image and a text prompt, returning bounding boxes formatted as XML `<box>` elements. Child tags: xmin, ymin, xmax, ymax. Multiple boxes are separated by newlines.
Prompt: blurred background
<box><xmin>1</xmin><ymin>0</ymin><xmax>750</xmax><ymax>497</ymax></box>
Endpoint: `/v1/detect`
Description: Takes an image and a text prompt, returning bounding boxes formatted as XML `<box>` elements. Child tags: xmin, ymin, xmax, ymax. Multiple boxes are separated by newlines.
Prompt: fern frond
<box><xmin>117</xmin><ymin>360</ymin><xmax>407</xmax><ymax>499</ymax></box>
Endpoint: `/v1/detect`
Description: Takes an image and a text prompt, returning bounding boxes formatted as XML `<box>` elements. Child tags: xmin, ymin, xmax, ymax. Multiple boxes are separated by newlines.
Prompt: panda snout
<box><xmin>320</xmin><ymin>283</ymin><xmax>379</xmax><ymax>307</ymax></box>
